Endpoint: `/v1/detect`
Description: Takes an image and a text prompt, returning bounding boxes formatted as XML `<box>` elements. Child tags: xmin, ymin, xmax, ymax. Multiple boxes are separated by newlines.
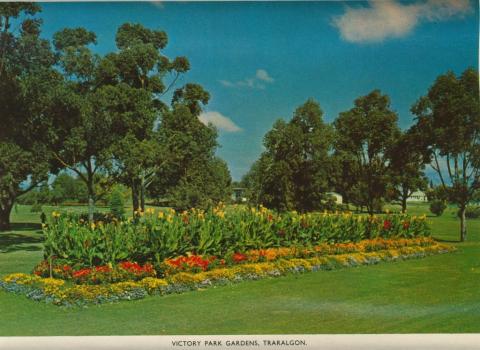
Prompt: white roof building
<box><xmin>407</xmin><ymin>191</ymin><xmax>428</xmax><ymax>202</ymax></box>
<box><xmin>326</xmin><ymin>192</ymin><xmax>343</xmax><ymax>204</ymax></box>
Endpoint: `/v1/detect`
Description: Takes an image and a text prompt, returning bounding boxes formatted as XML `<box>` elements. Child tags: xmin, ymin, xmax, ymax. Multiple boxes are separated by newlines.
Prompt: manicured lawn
<box><xmin>0</xmin><ymin>204</ymin><xmax>478</xmax><ymax>335</ymax></box>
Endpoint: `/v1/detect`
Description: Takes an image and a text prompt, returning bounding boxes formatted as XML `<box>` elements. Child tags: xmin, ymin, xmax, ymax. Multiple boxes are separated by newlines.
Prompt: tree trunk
<box><xmin>401</xmin><ymin>197</ymin><xmax>407</xmax><ymax>213</ymax></box>
<box><xmin>401</xmin><ymin>186</ymin><xmax>408</xmax><ymax>213</ymax></box>
<box><xmin>366</xmin><ymin>200</ymin><xmax>374</xmax><ymax>215</ymax></box>
<box><xmin>459</xmin><ymin>206</ymin><xmax>467</xmax><ymax>242</ymax></box>
<box><xmin>87</xmin><ymin>177</ymin><xmax>95</xmax><ymax>222</ymax></box>
<box><xmin>140</xmin><ymin>176</ymin><xmax>146</xmax><ymax>212</ymax></box>
<box><xmin>0</xmin><ymin>200</ymin><xmax>13</xmax><ymax>231</ymax></box>
<box><xmin>131</xmin><ymin>179</ymin><xmax>140</xmax><ymax>215</ymax></box>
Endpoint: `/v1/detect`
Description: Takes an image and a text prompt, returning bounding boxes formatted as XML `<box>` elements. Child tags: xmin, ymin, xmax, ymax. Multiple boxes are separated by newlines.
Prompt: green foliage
<box><xmin>429</xmin><ymin>200</ymin><xmax>446</xmax><ymax>217</ymax></box>
<box><xmin>386</xmin><ymin>131</ymin><xmax>428</xmax><ymax>212</ymax></box>
<box><xmin>0</xmin><ymin>3</ymin><xmax>55</xmax><ymax>230</ymax></box>
<box><xmin>460</xmin><ymin>206</ymin><xmax>480</xmax><ymax>219</ymax></box>
<box><xmin>108</xmin><ymin>23</ymin><xmax>204</xmax><ymax>214</ymax></box>
<box><xmin>30</xmin><ymin>203</ymin><xmax>42</xmax><ymax>213</ymax></box>
<box><xmin>246</xmin><ymin>99</ymin><xmax>333</xmax><ymax>212</ymax></box>
<box><xmin>334</xmin><ymin>90</ymin><xmax>401</xmax><ymax>214</ymax></box>
<box><xmin>411</xmin><ymin>68</ymin><xmax>479</xmax><ymax>241</ymax></box>
<box><xmin>42</xmin><ymin>206</ymin><xmax>430</xmax><ymax>268</ymax></box>
<box><xmin>151</xmin><ymin>102</ymin><xmax>231</xmax><ymax>211</ymax></box>
<box><xmin>51</xmin><ymin>173</ymin><xmax>88</xmax><ymax>204</ymax></box>
<box><xmin>109</xmin><ymin>187</ymin><xmax>125</xmax><ymax>219</ymax></box>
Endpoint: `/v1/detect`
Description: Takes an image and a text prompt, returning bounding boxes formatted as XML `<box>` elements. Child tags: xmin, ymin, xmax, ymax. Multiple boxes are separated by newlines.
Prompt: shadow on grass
<box><xmin>9</xmin><ymin>222</ymin><xmax>42</xmax><ymax>231</ymax></box>
<box><xmin>0</xmin><ymin>232</ymin><xmax>44</xmax><ymax>253</ymax></box>
<box><xmin>434</xmin><ymin>238</ymin><xmax>461</xmax><ymax>243</ymax></box>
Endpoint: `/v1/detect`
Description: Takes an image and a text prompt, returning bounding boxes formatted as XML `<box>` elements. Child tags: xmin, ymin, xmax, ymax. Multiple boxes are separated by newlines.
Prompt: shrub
<box><xmin>77</xmin><ymin>212</ymin><xmax>116</xmax><ymax>224</ymax></box>
<box><xmin>30</xmin><ymin>203</ymin><xmax>42</xmax><ymax>213</ymax></box>
<box><xmin>109</xmin><ymin>189</ymin><xmax>125</xmax><ymax>219</ymax></box>
<box><xmin>430</xmin><ymin>200</ymin><xmax>446</xmax><ymax>216</ymax></box>
<box><xmin>457</xmin><ymin>206</ymin><xmax>480</xmax><ymax>219</ymax></box>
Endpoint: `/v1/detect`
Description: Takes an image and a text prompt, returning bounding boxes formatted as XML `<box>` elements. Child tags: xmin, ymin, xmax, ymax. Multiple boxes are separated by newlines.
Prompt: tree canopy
<box><xmin>334</xmin><ymin>90</ymin><xmax>401</xmax><ymax>213</ymax></box>
<box><xmin>410</xmin><ymin>68</ymin><xmax>479</xmax><ymax>241</ymax></box>
<box><xmin>0</xmin><ymin>3</ymin><xmax>56</xmax><ymax>229</ymax></box>
<box><xmin>245</xmin><ymin>99</ymin><xmax>333</xmax><ymax>212</ymax></box>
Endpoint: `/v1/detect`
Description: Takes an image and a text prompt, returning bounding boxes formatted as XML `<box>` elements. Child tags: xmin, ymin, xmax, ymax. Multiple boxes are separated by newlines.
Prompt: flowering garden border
<box><xmin>0</xmin><ymin>240</ymin><xmax>455</xmax><ymax>307</ymax></box>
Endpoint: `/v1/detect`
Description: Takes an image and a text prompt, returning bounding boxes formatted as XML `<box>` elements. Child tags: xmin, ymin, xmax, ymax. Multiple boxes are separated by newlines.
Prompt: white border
<box><xmin>1</xmin><ymin>334</ymin><xmax>480</xmax><ymax>350</ymax></box>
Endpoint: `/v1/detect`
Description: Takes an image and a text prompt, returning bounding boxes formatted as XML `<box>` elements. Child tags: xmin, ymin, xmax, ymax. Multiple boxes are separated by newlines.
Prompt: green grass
<box><xmin>0</xmin><ymin>204</ymin><xmax>479</xmax><ymax>335</ymax></box>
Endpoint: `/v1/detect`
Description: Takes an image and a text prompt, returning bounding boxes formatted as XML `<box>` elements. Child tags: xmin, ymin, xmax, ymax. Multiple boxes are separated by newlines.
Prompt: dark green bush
<box><xmin>77</xmin><ymin>212</ymin><xmax>116</xmax><ymax>224</ymax></box>
<box><xmin>109</xmin><ymin>189</ymin><xmax>125</xmax><ymax>219</ymax></box>
<box><xmin>429</xmin><ymin>200</ymin><xmax>446</xmax><ymax>216</ymax></box>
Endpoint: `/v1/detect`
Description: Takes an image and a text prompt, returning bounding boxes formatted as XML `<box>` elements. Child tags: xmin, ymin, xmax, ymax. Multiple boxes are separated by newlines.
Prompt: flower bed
<box><xmin>32</xmin><ymin>260</ymin><xmax>156</xmax><ymax>284</ymax></box>
<box><xmin>42</xmin><ymin>205</ymin><xmax>430</xmax><ymax>269</ymax></box>
<box><xmin>32</xmin><ymin>237</ymin><xmax>436</xmax><ymax>281</ymax></box>
<box><xmin>1</xmin><ymin>241</ymin><xmax>454</xmax><ymax>307</ymax></box>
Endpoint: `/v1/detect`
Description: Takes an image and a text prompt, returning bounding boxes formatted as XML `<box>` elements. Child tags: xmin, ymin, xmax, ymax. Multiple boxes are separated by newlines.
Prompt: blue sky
<box><xmin>38</xmin><ymin>1</ymin><xmax>479</xmax><ymax>181</ymax></box>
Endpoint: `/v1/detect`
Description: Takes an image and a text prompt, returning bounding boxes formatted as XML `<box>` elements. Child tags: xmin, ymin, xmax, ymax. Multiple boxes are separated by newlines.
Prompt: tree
<box><xmin>247</xmin><ymin>99</ymin><xmax>333</xmax><ymax>212</ymax></box>
<box><xmin>41</xmin><ymin>27</ymin><xmax>158</xmax><ymax>221</ymax></box>
<box><xmin>334</xmin><ymin>90</ymin><xmax>400</xmax><ymax>214</ymax></box>
<box><xmin>105</xmin><ymin>23</ymin><xmax>190</xmax><ymax>213</ymax></box>
<box><xmin>109</xmin><ymin>185</ymin><xmax>125</xmax><ymax>219</ymax></box>
<box><xmin>150</xmin><ymin>96</ymin><xmax>232</xmax><ymax>210</ymax></box>
<box><xmin>0</xmin><ymin>3</ymin><xmax>55</xmax><ymax>230</ymax></box>
<box><xmin>411</xmin><ymin>68</ymin><xmax>479</xmax><ymax>241</ymax></box>
<box><xmin>167</xmin><ymin>157</ymin><xmax>232</xmax><ymax>210</ymax></box>
<box><xmin>330</xmin><ymin>151</ymin><xmax>363</xmax><ymax>210</ymax></box>
<box><xmin>386</xmin><ymin>131</ymin><xmax>428</xmax><ymax>213</ymax></box>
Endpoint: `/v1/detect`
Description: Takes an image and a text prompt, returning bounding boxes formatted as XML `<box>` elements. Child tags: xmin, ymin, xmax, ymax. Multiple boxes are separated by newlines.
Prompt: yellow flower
<box><xmin>140</xmin><ymin>277</ymin><xmax>168</xmax><ymax>294</ymax></box>
<box><xmin>158</xmin><ymin>211</ymin><xmax>165</xmax><ymax>219</ymax></box>
<box><xmin>146</xmin><ymin>208</ymin><xmax>155</xmax><ymax>215</ymax></box>
<box><xmin>90</xmin><ymin>223</ymin><xmax>96</xmax><ymax>230</ymax></box>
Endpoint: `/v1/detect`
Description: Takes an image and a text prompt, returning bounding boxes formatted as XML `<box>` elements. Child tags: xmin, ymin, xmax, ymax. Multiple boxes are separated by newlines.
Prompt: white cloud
<box><xmin>332</xmin><ymin>0</ymin><xmax>473</xmax><ymax>43</ymax></box>
<box><xmin>219</xmin><ymin>69</ymin><xmax>274</xmax><ymax>89</ymax></box>
<box><xmin>198</xmin><ymin>111</ymin><xmax>242</xmax><ymax>132</ymax></box>
<box><xmin>219</xmin><ymin>80</ymin><xmax>235</xmax><ymax>88</ymax></box>
<box><xmin>256</xmin><ymin>69</ymin><xmax>274</xmax><ymax>83</ymax></box>
<box><xmin>150</xmin><ymin>1</ymin><xmax>164</xmax><ymax>9</ymax></box>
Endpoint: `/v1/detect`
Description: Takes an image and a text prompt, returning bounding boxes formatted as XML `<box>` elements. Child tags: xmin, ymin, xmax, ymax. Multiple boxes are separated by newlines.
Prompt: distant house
<box><xmin>326</xmin><ymin>192</ymin><xmax>343</xmax><ymax>204</ymax></box>
<box><xmin>231</xmin><ymin>187</ymin><xmax>247</xmax><ymax>203</ymax></box>
<box><xmin>407</xmin><ymin>191</ymin><xmax>428</xmax><ymax>202</ymax></box>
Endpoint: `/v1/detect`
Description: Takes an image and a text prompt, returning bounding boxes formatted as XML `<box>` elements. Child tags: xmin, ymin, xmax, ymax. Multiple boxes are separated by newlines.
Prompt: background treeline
<box><xmin>240</xmin><ymin>76</ymin><xmax>479</xmax><ymax>241</ymax></box>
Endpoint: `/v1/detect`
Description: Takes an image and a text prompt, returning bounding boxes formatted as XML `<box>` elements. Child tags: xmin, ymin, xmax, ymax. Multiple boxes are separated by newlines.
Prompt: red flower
<box><xmin>403</xmin><ymin>221</ymin><xmax>410</xmax><ymax>230</ymax></box>
<box><xmin>73</xmin><ymin>268</ymin><xmax>92</xmax><ymax>278</ymax></box>
<box><xmin>119</xmin><ymin>261</ymin><xmax>143</xmax><ymax>274</ymax></box>
<box><xmin>166</xmin><ymin>255</ymin><xmax>212</xmax><ymax>271</ymax></box>
<box><xmin>182</xmin><ymin>215</ymin><xmax>189</xmax><ymax>224</ymax></box>
<box><xmin>63</xmin><ymin>265</ymin><xmax>72</xmax><ymax>272</ymax></box>
<box><xmin>383</xmin><ymin>220</ymin><xmax>392</xmax><ymax>230</ymax></box>
<box><xmin>267</xmin><ymin>214</ymin><xmax>273</xmax><ymax>222</ymax></box>
<box><xmin>233</xmin><ymin>252</ymin><xmax>247</xmax><ymax>263</ymax></box>
<box><xmin>95</xmin><ymin>265</ymin><xmax>111</xmax><ymax>273</ymax></box>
